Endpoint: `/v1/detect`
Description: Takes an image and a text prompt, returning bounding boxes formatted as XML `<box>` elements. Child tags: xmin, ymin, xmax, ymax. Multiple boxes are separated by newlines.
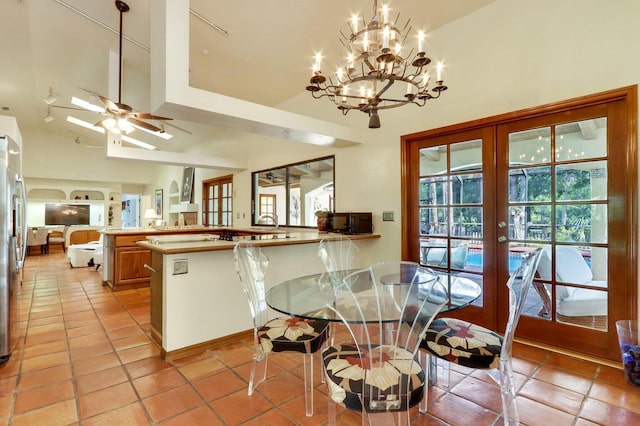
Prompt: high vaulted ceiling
<box><xmin>0</xmin><ymin>0</ymin><xmax>495</xmax><ymax>153</ymax></box>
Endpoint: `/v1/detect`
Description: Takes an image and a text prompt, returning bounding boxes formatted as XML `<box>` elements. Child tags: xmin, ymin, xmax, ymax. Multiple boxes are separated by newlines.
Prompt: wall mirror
<box><xmin>252</xmin><ymin>156</ymin><xmax>334</xmax><ymax>227</ymax></box>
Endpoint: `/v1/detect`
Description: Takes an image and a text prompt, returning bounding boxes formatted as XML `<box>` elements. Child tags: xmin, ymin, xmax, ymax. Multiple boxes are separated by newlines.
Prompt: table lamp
<box><xmin>144</xmin><ymin>208</ymin><xmax>157</xmax><ymax>227</ymax></box>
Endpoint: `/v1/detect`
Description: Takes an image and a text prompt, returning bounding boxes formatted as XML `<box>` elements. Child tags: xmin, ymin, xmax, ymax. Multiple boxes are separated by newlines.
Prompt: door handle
<box><xmin>497</xmin><ymin>221</ymin><xmax>507</xmax><ymax>228</ymax></box>
<box><xmin>143</xmin><ymin>264</ymin><xmax>158</xmax><ymax>273</ymax></box>
<box><xmin>497</xmin><ymin>236</ymin><xmax>507</xmax><ymax>243</ymax></box>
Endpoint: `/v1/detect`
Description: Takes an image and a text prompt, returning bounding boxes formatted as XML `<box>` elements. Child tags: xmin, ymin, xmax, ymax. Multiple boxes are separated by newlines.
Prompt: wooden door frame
<box><xmin>401</xmin><ymin>85</ymin><xmax>637</xmax><ymax>361</ymax></box>
<box><xmin>202</xmin><ymin>175</ymin><xmax>233</xmax><ymax>226</ymax></box>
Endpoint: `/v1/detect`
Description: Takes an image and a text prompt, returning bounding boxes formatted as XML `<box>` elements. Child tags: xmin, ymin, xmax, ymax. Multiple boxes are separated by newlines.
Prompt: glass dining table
<box><xmin>265</xmin><ymin>268</ymin><xmax>482</xmax><ymax>323</ymax></box>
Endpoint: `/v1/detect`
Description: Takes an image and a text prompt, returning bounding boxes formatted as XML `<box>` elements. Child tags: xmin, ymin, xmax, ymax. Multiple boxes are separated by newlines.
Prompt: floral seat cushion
<box><xmin>258</xmin><ymin>315</ymin><xmax>329</xmax><ymax>354</ymax></box>
<box><xmin>322</xmin><ymin>343</ymin><xmax>425</xmax><ymax>413</ymax></box>
<box><xmin>420</xmin><ymin>318</ymin><xmax>503</xmax><ymax>369</ymax></box>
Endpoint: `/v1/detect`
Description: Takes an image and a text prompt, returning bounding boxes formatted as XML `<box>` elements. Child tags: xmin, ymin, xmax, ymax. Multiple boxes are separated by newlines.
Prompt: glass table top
<box><xmin>265</xmin><ymin>269</ymin><xmax>482</xmax><ymax>323</ymax></box>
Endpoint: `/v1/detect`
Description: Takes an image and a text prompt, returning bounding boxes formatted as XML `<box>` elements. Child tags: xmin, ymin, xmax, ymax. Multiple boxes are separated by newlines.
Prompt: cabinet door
<box><xmin>115</xmin><ymin>247</ymin><xmax>152</xmax><ymax>285</ymax></box>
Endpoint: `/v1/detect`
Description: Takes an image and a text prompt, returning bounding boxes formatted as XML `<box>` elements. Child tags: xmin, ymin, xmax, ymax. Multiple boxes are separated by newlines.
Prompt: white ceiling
<box><xmin>0</xmin><ymin>0</ymin><xmax>495</xmax><ymax>152</ymax></box>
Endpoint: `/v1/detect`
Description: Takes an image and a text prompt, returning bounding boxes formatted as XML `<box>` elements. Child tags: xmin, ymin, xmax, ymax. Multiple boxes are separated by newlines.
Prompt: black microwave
<box><xmin>327</xmin><ymin>212</ymin><xmax>373</xmax><ymax>234</ymax></box>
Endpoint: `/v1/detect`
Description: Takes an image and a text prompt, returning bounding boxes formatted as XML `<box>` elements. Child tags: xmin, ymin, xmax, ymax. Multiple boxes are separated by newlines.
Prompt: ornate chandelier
<box><xmin>305</xmin><ymin>0</ymin><xmax>448</xmax><ymax>128</ymax></box>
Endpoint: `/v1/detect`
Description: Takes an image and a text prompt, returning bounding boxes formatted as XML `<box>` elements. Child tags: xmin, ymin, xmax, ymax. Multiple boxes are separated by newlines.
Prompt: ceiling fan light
<box><xmin>118</xmin><ymin>118</ymin><xmax>135</xmax><ymax>134</ymax></box>
<box><xmin>101</xmin><ymin>117</ymin><xmax>117</xmax><ymax>131</ymax></box>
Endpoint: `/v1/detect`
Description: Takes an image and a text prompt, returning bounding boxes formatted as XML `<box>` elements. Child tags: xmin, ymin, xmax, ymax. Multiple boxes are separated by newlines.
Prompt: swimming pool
<box><xmin>466</xmin><ymin>249</ymin><xmax>592</xmax><ymax>271</ymax></box>
<box><xmin>466</xmin><ymin>251</ymin><xmax>527</xmax><ymax>271</ymax></box>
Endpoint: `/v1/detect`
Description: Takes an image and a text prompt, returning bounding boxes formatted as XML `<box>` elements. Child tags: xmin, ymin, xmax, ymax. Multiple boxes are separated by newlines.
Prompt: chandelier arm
<box><xmin>310</xmin><ymin>91</ymin><xmax>334</xmax><ymax>100</ymax></box>
<box><xmin>374</xmin><ymin>79</ymin><xmax>395</xmax><ymax>99</ymax></box>
<box><xmin>392</xmin><ymin>12</ymin><xmax>401</xmax><ymax>27</ymax></box>
<box><xmin>363</xmin><ymin>57</ymin><xmax>377</xmax><ymax>73</ymax></box>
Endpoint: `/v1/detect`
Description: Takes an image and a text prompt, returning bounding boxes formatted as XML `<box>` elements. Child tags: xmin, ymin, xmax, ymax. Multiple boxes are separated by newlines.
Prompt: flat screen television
<box><xmin>45</xmin><ymin>204</ymin><xmax>90</xmax><ymax>226</ymax></box>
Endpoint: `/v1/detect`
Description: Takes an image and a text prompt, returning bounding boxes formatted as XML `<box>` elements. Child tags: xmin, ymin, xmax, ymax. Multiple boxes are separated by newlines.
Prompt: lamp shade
<box><xmin>144</xmin><ymin>208</ymin><xmax>157</xmax><ymax>219</ymax></box>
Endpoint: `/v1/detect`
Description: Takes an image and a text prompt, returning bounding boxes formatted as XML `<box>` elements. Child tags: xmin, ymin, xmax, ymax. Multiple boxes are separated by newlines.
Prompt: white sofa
<box><xmin>67</xmin><ymin>235</ymin><xmax>103</xmax><ymax>268</ymax></box>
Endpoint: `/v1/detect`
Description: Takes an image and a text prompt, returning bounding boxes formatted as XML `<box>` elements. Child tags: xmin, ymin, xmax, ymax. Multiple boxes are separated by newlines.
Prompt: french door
<box><xmin>401</xmin><ymin>86</ymin><xmax>637</xmax><ymax>361</ymax></box>
<box><xmin>202</xmin><ymin>175</ymin><xmax>233</xmax><ymax>226</ymax></box>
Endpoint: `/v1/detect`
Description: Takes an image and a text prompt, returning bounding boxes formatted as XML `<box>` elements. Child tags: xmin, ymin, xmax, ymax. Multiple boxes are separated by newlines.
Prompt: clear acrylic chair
<box><xmin>233</xmin><ymin>242</ymin><xmax>330</xmax><ymax>417</ymax></box>
<box><xmin>318</xmin><ymin>236</ymin><xmax>360</xmax><ymax>342</ymax></box>
<box><xmin>318</xmin><ymin>236</ymin><xmax>360</xmax><ymax>285</ymax></box>
<box><xmin>419</xmin><ymin>248</ymin><xmax>543</xmax><ymax>424</ymax></box>
<box><xmin>321</xmin><ymin>261</ymin><xmax>448</xmax><ymax>425</ymax></box>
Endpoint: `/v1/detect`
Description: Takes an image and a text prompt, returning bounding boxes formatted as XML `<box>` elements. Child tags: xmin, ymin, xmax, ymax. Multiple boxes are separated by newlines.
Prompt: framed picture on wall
<box><xmin>155</xmin><ymin>189</ymin><xmax>163</xmax><ymax>217</ymax></box>
<box><xmin>180</xmin><ymin>167</ymin><xmax>195</xmax><ymax>203</ymax></box>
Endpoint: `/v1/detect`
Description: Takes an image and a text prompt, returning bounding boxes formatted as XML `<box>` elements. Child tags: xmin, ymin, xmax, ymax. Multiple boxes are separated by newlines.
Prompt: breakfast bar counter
<box><xmin>134</xmin><ymin>230</ymin><xmax>380</xmax><ymax>360</ymax></box>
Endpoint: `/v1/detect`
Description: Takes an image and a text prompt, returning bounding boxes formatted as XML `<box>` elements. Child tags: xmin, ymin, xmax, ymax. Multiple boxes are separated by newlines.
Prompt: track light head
<box><xmin>44</xmin><ymin>86</ymin><xmax>56</xmax><ymax>105</ymax></box>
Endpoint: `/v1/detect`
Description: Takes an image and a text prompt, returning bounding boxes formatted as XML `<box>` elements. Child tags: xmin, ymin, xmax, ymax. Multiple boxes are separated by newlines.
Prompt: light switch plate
<box><xmin>172</xmin><ymin>259</ymin><xmax>188</xmax><ymax>275</ymax></box>
<box><xmin>382</xmin><ymin>211</ymin><xmax>394</xmax><ymax>221</ymax></box>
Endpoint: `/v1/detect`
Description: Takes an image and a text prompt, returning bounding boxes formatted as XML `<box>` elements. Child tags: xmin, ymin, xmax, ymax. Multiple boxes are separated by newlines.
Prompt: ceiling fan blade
<box><xmin>51</xmin><ymin>105</ymin><xmax>89</xmax><ymax>112</ymax></box>
<box><xmin>96</xmin><ymin>94</ymin><xmax>121</xmax><ymax>114</ymax></box>
<box><xmin>129</xmin><ymin>117</ymin><xmax>163</xmax><ymax>133</ymax></box>
<box><xmin>133</xmin><ymin>113</ymin><xmax>173</xmax><ymax>121</ymax></box>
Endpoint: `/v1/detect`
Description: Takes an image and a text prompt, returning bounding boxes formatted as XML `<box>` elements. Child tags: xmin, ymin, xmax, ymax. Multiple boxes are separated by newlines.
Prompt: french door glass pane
<box><xmin>451</xmin><ymin>173</ymin><xmax>482</xmax><ymax>204</ymax></box>
<box><xmin>509</xmin><ymin>127</ymin><xmax>551</xmax><ymax>164</ymax></box>
<box><xmin>508</xmin><ymin>205</ymin><xmax>552</xmax><ymax>241</ymax></box>
<box><xmin>555</xmin><ymin>119</ymin><xmax>607</xmax><ymax>161</ymax></box>
<box><xmin>419</xmin><ymin>207</ymin><xmax>448</xmax><ymax>236</ymax></box>
<box><xmin>451</xmin><ymin>207</ymin><xmax>482</xmax><ymax>237</ymax></box>
<box><xmin>555</xmin><ymin>204</ymin><xmax>607</xmax><ymax>244</ymax></box>
<box><xmin>451</xmin><ymin>139</ymin><xmax>482</xmax><ymax>170</ymax></box>
<box><xmin>419</xmin><ymin>177</ymin><xmax>449</xmax><ymax>206</ymax></box>
<box><xmin>420</xmin><ymin>238</ymin><xmax>447</xmax><ymax>267</ymax></box>
<box><xmin>556</xmin><ymin>161</ymin><xmax>607</xmax><ymax>201</ymax></box>
<box><xmin>419</xmin><ymin>145</ymin><xmax>448</xmax><ymax>175</ymax></box>
<box><xmin>509</xmin><ymin>166</ymin><xmax>552</xmax><ymax>202</ymax></box>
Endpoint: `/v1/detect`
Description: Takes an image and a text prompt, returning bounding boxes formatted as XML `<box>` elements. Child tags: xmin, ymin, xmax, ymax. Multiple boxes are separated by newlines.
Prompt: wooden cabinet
<box><xmin>115</xmin><ymin>247</ymin><xmax>151</xmax><ymax>286</ymax></box>
<box><xmin>107</xmin><ymin>234</ymin><xmax>151</xmax><ymax>291</ymax></box>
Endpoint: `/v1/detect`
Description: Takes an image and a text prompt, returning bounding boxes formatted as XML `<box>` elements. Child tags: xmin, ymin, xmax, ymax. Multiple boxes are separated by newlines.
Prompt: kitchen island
<box><xmin>101</xmin><ymin>226</ymin><xmax>276</xmax><ymax>291</ymax></box>
<box><xmin>136</xmin><ymin>230</ymin><xmax>380</xmax><ymax>360</ymax></box>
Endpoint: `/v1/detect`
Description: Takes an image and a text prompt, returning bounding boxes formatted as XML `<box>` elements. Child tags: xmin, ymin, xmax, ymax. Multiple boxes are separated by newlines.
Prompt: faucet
<box><xmin>259</xmin><ymin>213</ymin><xmax>279</xmax><ymax>229</ymax></box>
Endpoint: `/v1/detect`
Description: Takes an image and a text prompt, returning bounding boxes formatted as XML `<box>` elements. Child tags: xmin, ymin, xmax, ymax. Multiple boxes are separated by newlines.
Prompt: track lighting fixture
<box><xmin>44</xmin><ymin>87</ymin><xmax>57</xmax><ymax>105</ymax></box>
<box><xmin>44</xmin><ymin>106</ymin><xmax>54</xmax><ymax>123</ymax></box>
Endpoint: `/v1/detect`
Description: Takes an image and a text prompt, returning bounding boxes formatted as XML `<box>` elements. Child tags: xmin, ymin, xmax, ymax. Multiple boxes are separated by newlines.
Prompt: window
<box><xmin>252</xmin><ymin>156</ymin><xmax>334</xmax><ymax>227</ymax></box>
<box><xmin>202</xmin><ymin>175</ymin><xmax>233</xmax><ymax>226</ymax></box>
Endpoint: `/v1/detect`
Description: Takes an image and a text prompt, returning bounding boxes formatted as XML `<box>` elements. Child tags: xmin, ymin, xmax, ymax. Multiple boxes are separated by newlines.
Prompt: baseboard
<box><xmin>161</xmin><ymin>329</ymin><xmax>253</xmax><ymax>362</ymax></box>
<box><xmin>516</xmin><ymin>338</ymin><xmax>622</xmax><ymax>369</ymax></box>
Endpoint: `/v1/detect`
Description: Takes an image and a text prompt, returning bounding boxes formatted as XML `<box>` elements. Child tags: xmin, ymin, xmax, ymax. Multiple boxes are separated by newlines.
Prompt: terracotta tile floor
<box><xmin>1</xmin><ymin>252</ymin><xmax>639</xmax><ymax>425</ymax></box>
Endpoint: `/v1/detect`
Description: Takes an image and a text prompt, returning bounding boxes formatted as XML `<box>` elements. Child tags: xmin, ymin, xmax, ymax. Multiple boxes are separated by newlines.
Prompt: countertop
<box><xmin>136</xmin><ymin>230</ymin><xmax>380</xmax><ymax>254</ymax></box>
<box><xmin>101</xmin><ymin>226</ymin><xmax>235</xmax><ymax>236</ymax></box>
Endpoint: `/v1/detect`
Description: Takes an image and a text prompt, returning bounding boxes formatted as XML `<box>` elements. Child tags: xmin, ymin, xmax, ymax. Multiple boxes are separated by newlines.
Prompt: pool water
<box><xmin>466</xmin><ymin>251</ymin><xmax>526</xmax><ymax>271</ymax></box>
<box><xmin>466</xmin><ymin>249</ymin><xmax>592</xmax><ymax>271</ymax></box>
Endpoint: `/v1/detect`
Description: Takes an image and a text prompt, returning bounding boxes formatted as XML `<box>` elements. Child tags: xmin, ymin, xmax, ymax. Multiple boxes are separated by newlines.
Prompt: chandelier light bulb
<box><xmin>305</xmin><ymin>0</ymin><xmax>448</xmax><ymax>128</ymax></box>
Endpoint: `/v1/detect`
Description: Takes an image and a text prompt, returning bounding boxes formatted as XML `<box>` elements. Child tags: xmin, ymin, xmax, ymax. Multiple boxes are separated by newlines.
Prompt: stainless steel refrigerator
<box><xmin>0</xmin><ymin>135</ymin><xmax>27</xmax><ymax>363</ymax></box>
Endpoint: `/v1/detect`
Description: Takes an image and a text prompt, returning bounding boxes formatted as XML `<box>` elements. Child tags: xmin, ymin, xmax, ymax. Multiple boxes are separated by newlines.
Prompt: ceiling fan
<box><xmin>82</xmin><ymin>0</ymin><xmax>172</xmax><ymax>135</ymax></box>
